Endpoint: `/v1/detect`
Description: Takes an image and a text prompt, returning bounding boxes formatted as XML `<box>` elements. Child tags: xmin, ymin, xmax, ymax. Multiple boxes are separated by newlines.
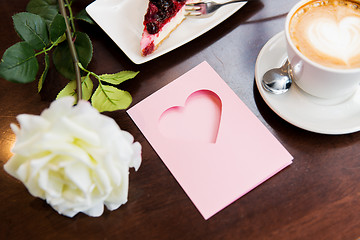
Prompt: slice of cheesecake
<box><xmin>141</xmin><ymin>0</ymin><xmax>192</xmax><ymax>56</ymax></box>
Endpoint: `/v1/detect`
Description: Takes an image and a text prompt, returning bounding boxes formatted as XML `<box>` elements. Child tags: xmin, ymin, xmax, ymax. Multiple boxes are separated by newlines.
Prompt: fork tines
<box><xmin>184</xmin><ymin>4</ymin><xmax>202</xmax><ymax>16</ymax></box>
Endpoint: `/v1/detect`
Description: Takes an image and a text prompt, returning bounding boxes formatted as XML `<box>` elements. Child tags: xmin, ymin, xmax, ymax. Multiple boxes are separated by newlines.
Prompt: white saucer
<box><xmin>255</xmin><ymin>31</ymin><xmax>360</xmax><ymax>135</ymax></box>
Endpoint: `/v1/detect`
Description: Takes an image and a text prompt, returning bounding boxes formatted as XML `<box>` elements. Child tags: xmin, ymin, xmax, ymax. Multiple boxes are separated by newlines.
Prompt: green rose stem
<box><xmin>65</xmin><ymin>0</ymin><xmax>77</xmax><ymax>36</ymax></box>
<box><xmin>58</xmin><ymin>0</ymin><xmax>82</xmax><ymax>102</ymax></box>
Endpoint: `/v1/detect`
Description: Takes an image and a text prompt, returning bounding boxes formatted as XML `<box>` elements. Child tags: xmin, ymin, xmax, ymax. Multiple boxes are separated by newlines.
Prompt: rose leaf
<box><xmin>75</xmin><ymin>9</ymin><xmax>95</xmax><ymax>25</ymax></box>
<box><xmin>53</xmin><ymin>31</ymin><xmax>93</xmax><ymax>80</ymax></box>
<box><xmin>99</xmin><ymin>71</ymin><xmax>139</xmax><ymax>85</ymax></box>
<box><xmin>91</xmin><ymin>85</ymin><xmax>132</xmax><ymax>112</ymax></box>
<box><xmin>81</xmin><ymin>73</ymin><xmax>94</xmax><ymax>101</ymax></box>
<box><xmin>0</xmin><ymin>42</ymin><xmax>39</xmax><ymax>84</ymax></box>
<box><xmin>38</xmin><ymin>53</ymin><xmax>49</xmax><ymax>92</ymax></box>
<box><xmin>13</xmin><ymin>12</ymin><xmax>50</xmax><ymax>51</ymax></box>
<box><xmin>56</xmin><ymin>73</ymin><xmax>93</xmax><ymax>101</ymax></box>
<box><xmin>49</xmin><ymin>14</ymin><xmax>66</xmax><ymax>43</ymax></box>
<box><xmin>56</xmin><ymin>80</ymin><xmax>77</xmax><ymax>99</ymax></box>
<box><xmin>26</xmin><ymin>0</ymin><xmax>59</xmax><ymax>25</ymax></box>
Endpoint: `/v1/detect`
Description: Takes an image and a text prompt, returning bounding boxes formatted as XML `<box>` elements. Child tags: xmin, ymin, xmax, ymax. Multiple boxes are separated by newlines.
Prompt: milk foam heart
<box><xmin>289</xmin><ymin>0</ymin><xmax>360</xmax><ymax>69</ymax></box>
<box><xmin>307</xmin><ymin>16</ymin><xmax>360</xmax><ymax>63</ymax></box>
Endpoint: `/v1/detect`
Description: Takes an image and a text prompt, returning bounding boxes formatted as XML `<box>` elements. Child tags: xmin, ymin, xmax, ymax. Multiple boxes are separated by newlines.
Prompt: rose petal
<box><xmin>64</xmin><ymin>162</ymin><xmax>92</xmax><ymax>193</ymax></box>
<box><xmin>4</xmin><ymin>96</ymin><xmax>142</xmax><ymax>217</ymax></box>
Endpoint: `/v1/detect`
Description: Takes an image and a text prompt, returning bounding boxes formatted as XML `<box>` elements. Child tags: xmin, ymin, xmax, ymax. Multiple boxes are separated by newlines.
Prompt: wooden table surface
<box><xmin>1</xmin><ymin>0</ymin><xmax>359</xmax><ymax>239</ymax></box>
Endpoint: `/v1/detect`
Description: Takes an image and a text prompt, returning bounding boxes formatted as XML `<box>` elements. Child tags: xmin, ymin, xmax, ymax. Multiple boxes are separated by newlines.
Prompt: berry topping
<box><xmin>144</xmin><ymin>0</ymin><xmax>186</xmax><ymax>34</ymax></box>
<box><xmin>146</xmin><ymin>22</ymin><xmax>159</xmax><ymax>34</ymax></box>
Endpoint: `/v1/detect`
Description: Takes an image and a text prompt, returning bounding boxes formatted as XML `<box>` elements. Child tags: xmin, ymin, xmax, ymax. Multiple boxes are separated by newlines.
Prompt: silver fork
<box><xmin>185</xmin><ymin>0</ymin><xmax>249</xmax><ymax>17</ymax></box>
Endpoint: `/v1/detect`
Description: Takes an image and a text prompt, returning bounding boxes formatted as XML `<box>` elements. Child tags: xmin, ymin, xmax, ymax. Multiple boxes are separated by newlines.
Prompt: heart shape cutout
<box><xmin>158</xmin><ymin>90</ymin><xmax>222</xmax><ymax>143</ymax></box>
<box><xmin>307</xmin><ymin>16</ymin><xmax>360</xmax><ymax>63</ymax></box>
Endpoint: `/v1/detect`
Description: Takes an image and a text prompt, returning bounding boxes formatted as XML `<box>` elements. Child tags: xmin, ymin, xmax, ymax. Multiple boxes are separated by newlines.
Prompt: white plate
<box><xmin>255</xmin><ymin>31</ymin><xmax>360</xmax><ymax>135</ymax></box>
<box><xmin>86</xmin><ymin>0</ymin><xmax>247</xmax><ymax>64</ymax></box>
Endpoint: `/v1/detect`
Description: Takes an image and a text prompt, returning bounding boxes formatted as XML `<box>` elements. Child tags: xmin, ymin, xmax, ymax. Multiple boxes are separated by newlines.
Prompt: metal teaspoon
<box><xmin>261</xmin><ymin>59</ymin><xmax>292</xmax><ymax>94</ymax></box>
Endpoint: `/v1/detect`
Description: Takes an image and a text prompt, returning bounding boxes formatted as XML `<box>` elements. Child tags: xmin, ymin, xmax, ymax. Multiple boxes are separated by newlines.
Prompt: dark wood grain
<box><xmin>0</xmin><ymin>1</ymin><xmax>359</xmax><ymax>239</ymax></box>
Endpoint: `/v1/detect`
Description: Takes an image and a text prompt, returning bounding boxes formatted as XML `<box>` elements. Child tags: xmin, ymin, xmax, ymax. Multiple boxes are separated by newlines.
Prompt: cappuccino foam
<box><xmin>289</xmin><ymin>0</ymin><xmax>360</xmax><ymax>69</ymax></box>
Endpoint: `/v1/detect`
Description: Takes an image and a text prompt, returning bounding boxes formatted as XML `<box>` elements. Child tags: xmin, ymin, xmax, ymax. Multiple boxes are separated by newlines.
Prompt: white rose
<box><xmin>4</xmin><ymin>97</ymin><xmax>141</xmax><ymax>217</ymax></box>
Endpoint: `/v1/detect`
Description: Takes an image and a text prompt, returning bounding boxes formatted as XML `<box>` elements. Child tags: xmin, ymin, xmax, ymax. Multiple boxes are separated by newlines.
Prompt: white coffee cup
<box><xmin>285</xmin><ymin>0</ymin><xmax>360</xmax><ymax>100</ymax></box>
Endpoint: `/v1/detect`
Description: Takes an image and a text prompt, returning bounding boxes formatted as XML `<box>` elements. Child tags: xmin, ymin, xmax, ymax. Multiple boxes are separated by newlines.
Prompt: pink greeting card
<box><xmin>127</xmin><ymin>61</ymin><xmax>293</xmax><ymax>219</ymax></box>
